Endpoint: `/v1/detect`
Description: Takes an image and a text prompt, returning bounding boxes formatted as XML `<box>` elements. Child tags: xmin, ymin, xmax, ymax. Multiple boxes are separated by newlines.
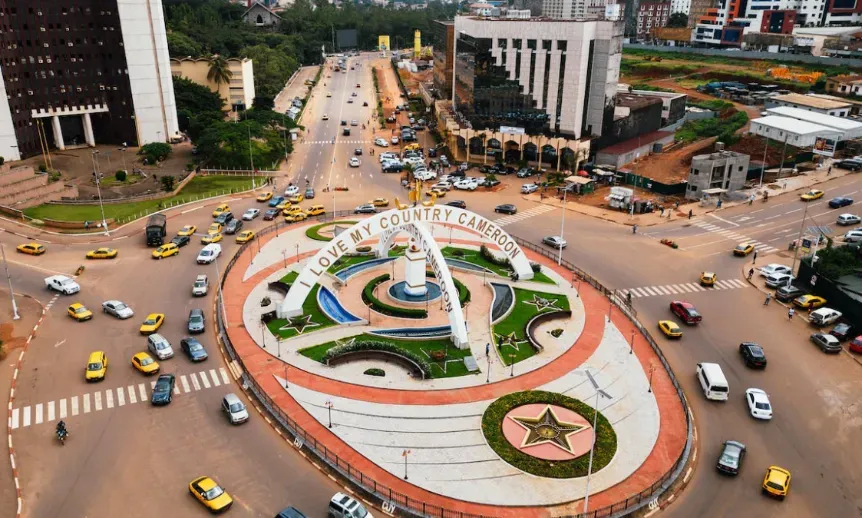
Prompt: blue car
<box><xmin>181</xmin><ymin>337</ymin><xmax>209</xmax><ymax>362</ymax></box>
<box><xmin>151</xmin><ymin>374</ymin><xmax>175</xmax><ymax>405</ymax></box>
<box><xmin>828</xmin><ymin>197</ymin><xmax>853</xmax><ymax>209</ymax></box>
<box><xmin>268</xmin><ymin>196</ymin><xmax>285</xmax><ymax>208</ymax></box>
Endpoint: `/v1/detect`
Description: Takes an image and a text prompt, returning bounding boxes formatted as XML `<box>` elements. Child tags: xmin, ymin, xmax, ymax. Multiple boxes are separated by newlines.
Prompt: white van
<box><xmin>696</xmin><ymin>362</ymin><xmax>729</xmax><ymax>401</ymax></box>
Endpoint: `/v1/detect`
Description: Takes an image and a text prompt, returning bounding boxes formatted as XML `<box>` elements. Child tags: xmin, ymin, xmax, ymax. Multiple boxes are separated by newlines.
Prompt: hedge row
<box><xmin>481</xmin><ymin>244</ymin><xmax>510</xmax><ymax>267</ymax></box>
<box><xmin>425</xmin><ymin>271</ymin><xmax>470</xmax><ymax>305</ymax></box>
<box><xmin>323</xmin><ymin>339</ymin><xmax>431</xmax><ymax>377</ymax></box>
<box><xmin>481</xmin><ymin>390</ymin><xmax>618</xmax><ymax>479</ymax></box>
<box><xmin>362</xmin><ymin>274</ymin><xmax>428</xmax><ymax>319</ymax></box>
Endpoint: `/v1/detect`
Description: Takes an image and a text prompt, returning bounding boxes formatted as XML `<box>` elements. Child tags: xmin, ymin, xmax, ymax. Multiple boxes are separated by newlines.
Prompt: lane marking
<box><xmin>219</xmin><ymin>368</ymin><xmax>230</xmax><ymax>384</ymax></box>
<box><xmin>190</xmin><ymin>372</ymin><xmax>201</xmax><ymax>391</ymax></box>
<box><xmin>94</xmin><ymin>392</ymin><xmax>102</xmax><ymax>411</ymax></box>
<box><xmin>47</xmin><ymin>401</ymin><xmax>55</xmax><ymax>422</ymax></box>
<box><xmin>22</xmin><ymin>407</ymin><xmax>30</xmax><ymax>427</ymax></box>
<box><xmin>11</xmin><ymin>409</ymin><xmax>18</xmax><ymax>429</ymax></box>
<box><xmin>116</xmin><ymin>387</ymin><xmax>125</xmax><ymax>407</ymax></box>
<box><xmin>180</xmin><ymin>375</ymin><xmax>191</xmax><ymax>393</ymax></box>
<box><xmin>209</xmin><ymin>369</ymin><xmax>221</xmax><ymax>387</ymax></box>
<box><xmin>71</xmin><ymin>396</ymin><xmax>79</xmax><ymax>416</ymax></box>
<box><xmin>138</xmin><ymin>383</ymin><xmax>147</xmax><ymax>401</ymax></box>
<box><xmin>34</xmin><ymin>404</ymin><xmax>43</xmax><ymax>425</ymax></box>
<box><xmin>59</xmin><ymin>398</ymin><xmax>67</xmax><ymax>419</ymax></box>
<box><xmin>181</xmin><ymin>206</ymin><xmax>203</xmax><ymax>215</ymax></box>
<box><xmin>200</xmin><ymin>372</ymin><xmax>211</xmax><ymax>389</ymax></box>
<box><xmin>128</xmin><ymin>385</ymin><xmax>137</xmax><ymax>405</ymax></box>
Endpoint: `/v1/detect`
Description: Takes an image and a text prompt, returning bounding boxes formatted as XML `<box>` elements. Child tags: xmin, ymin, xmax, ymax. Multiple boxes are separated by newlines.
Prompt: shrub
<box><xmin>550</xmin><ymin>328</ymin><xmax>564</xmax><ymax>338</ymax></box>
<box><xmin>323</xmin><ymin>339</ymin><xmax>431</xmax><ymax>377</ymax></box>
<box><xmin>430</xmin><ymin>350</ymin><xmax>446</xmax><ymax>361</ymax></box>
<box><xmin>364</xmin><ymin>368</ymin><xmax>385</xmax><ymax>377</ymax></box>
<box><xmin>260</xmin><ymin>296</ymin><xmax>272</xmax><ymax>307</ymax></box>
<box><xmin>362</xmin><ymin>274</ymin><xmax>427</xmax><ymax>319</ymax></box>
<box><xmin>139</xmin><ymin>142</ymin><xmax>171</xmax><ymax>164</ymax></box>
<box><xmin>452</xmin><ymin>249</ymin><xmax>465</xmax><ymax>257</ymax></box>
<box><xmin>115</xmin><ymin>170</ymin><xmax>127</xmax><ymax>182</ymax></box>
<box><xmin>453</xmin><ymin>277</ymin><xmax>471</xmax><ymax>305</ymax></box>
<box><xmin>530</xmin><ymin>262</ymin><xmax>541</xmax><ymax>273</ymax></box>
<box><xmin>481</xmin><ymin>244</ymin><xmax>510</xmax><ymax>267</ymax></box>
<box><xmin>355</xmin><ymin>245</ymin><xmax>372</xmax><ymax>253</ymax></box>
<box><xmin>38</xmin><ymin>163</ymin><xmax>48</xmax><ymax>172</ymax></box>
<box><xmin>160</xmin><ymin>175</ymin><xmax>176</xmax><ymax>192</ymax></box>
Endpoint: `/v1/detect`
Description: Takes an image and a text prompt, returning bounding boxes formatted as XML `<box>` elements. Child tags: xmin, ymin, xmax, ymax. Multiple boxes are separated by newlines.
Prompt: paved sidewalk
<box><xmin>222</xmin><ymin>222</ymin><xmax>688</xmax><ymax>516</ymax></box>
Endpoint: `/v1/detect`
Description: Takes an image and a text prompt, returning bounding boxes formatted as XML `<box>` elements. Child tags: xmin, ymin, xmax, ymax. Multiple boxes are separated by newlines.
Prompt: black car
<box><xmin>450</xmin><ymin>170</ymin><xmax>466</xmax><ymax>178</ymax></box>
<box><xmin>446</xmin><ymin>200</ymin><xmax>467</xmax><ymax>209</ymax></box>
<box><xmin>263</xmin><ymin>209</ymin><xmax>280</xmax><ymax>221</ymax></box>
<box><xmin>828</xmin><ymin>197</ymin><xmax>853</xmax><ymax>209</ymax></box>
<box><xmin>340</xmin><ymin>120</ymin><xmax>347</xmax><ymax>126</ymax></box>
<box><xmin>151</xmin><ymin>374</ymin><xmax>175</xmax><ymax>406</ymax></box>
<box><xmin>224</xmin><ymin>218</ymin><xmax>243</xmax><ymax>234</ymax></box>
<box><xmin>275</xmin><ymin>507</ymin><xmax>308</xmax><ymax>518</ymax></box>
<box><xmin>505</xmin><ymin>167</ymin><xmax>517</xmax><ymax>175</ymax></box>
<box><xmin>181</xmin><ymin>337</ymin><xmax>209</xmax><ymax>362</ymax></box>
<box><xmin>837</xmin><ymin>159</ymin><xmax>862</xmax><ymax>171</ymax></box>
<box><xmin>716</xmin><ymin>440</ymin><xmax>746</xmax><ymax>475</ymax></box>
<box><xmin>354</xmin><ymin>148</ymin><xmax>363</xmax><ymax>156</ymax></box>
<box><xmin>483</xmin><ymin>179</ymin><xmax>501</xmax><ymax>188</ymax></box>
<box><xmin>428</xmin><ymin>148</ymin><xmax>437</xmax><ymax>158</ymax></box>
<box><xmin>831</xmin><ymin>322</ymin><xmax>855</xmax><ymax>341</ymax></box>
<box><xmin>495</xmin><ymin>204</ymin><xmax>517</xmax><ymax>215</ymax></box>
<box><xmin>386</xmin><ymin>116</ymin><xmax>396</xmax><ymax>123</ymax></box>
<box><xmin>214</xmin><ymin>212</ymin><xmax>234</xmax><ymax>225</ymax></box>
<box><xmin>774</xmin><ymin>285</ymin><xmax>803</xmax><ymax>302</ymax></box>
<box><xmin>343</xmin><ymin>128</ymin><xmax>351</xmax><ymax>136</ymax></box>
<box><xmin>170</xmin><ymin>235</ymin><xmax>190</xmax><ymax>248</ymax></box>
<box><xmin>739</xmin><ymin>342</ymin><xmax>767</xmax><ymax>369</ymax></box>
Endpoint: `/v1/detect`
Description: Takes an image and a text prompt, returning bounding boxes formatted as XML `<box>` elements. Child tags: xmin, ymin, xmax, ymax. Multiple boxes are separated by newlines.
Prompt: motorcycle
<box><xmin>56</xmin><ymin>426</ymin><xmax>69</xmax><ymax>445</ymax></box>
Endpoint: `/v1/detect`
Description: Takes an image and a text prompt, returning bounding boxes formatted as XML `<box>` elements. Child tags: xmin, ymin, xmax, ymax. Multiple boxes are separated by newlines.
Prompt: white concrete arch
<box><xmin>278</xmin><ymin>206</ymin><xmax>534</xmax><ymax>348</ymax></box>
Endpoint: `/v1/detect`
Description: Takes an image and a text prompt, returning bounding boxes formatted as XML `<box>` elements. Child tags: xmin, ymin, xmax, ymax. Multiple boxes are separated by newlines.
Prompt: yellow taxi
<box><xmin>257</xmin><ymin>191</ymin><xmax>273</xmax><ymax>202</ymax></box>
<box><xmin>189</xmin><ymin>476</ymin><xmax>233</xmax><ymax>513</ymax></box>
<box><xmin>67</xmin><ymin>303</ymin><xmax>93</xmax><ymax>321</ymax></box>
<box><xmin>733</xmin><ymin>242</ymin><xmax>755</xmax><ymax>256</ymax></box>
<box><xmin>428</xmin><ymin>188</ymin><xmax>446</xmax><ymax>198</ymax></box>
<box><xmin>762</xmin><ymin>466</ymin><xmax>791</xmax><ymax>499</ymax></box>
<box><xmin>207</xmin><ymin>223</ymin><xmax>223</xmax><ymax>235</ymax></box>
<box><xmin>275</xmin><ymin>200</ymin><xmax>291</xmax><ymax>210</ymax></box>
<box><xmin>289</xmin><ymin>193</ymin><xmax>304</xmax><ymax>204</ymax></box>
<box><xmin>700</xmin><ymin>272</ymin><xmax>717</xmax><ymax>286</ymax></box>
<box><xmin>85</xmin><ymin>351</ymin><xmax>108</xmax><ymax>382</ymax></box>
<box><xmin>372</xmin><ymin>198</ymin><xmax>390</xmax><ymax>207</ymax></box>
<box><xmin>284</xmin><ymin>212</ymin><xmax>308</xmax><ymax>223</ymax></box>
<box><xmin>793</xmin><ymin>294</ymin><xmax>826</xmax><ymax>309</ymax></box>
<box><xmin>177</xmin><ymin>225</ymin><xmax>197</xmax><ymax>236</ymax></box>
<box><xmin>16</xmin><ymin>243</ymin><xmax>46</xmax><ymax>256</ymax></box>
<box><xmin>212</xmin><ymin>204</ymin><xmax>230</xmax><ymax>218</ymax></box>
<box><xmin>283</xmin><ymin>205</ymin><xmax>303</xmax><ymax>216</ymax></box>
<box><xmin>800</xmin><ymin>189</ymin><xmax>824</xmax><ymax>201</ymax></box>
<box><xmin>131</xmin><ymin>352</ymin><xmax>160</xmax><ymax>375</ymax></box>
<box><xmin>201</xmin><ymin>232</ymin><xmax>223</xmax><ymax>244</ymax></box>
<box><xmin>236</xmin><ymin>230</ymin><xmax>256</xmax><ymax>243</ymax></box>
<box><xmin>139</xmin><ymin>313</ymin><xmax>165</xmax><ymax>335</ymax></box>
<box><xmin>85</xmin><ymin>247</ymin><xmax>118</xmax><ymax>259</ymax></box>
<box><xmin>305</xmin><ymin>205</ymin><xmax>325</xmax><ymax>216</ymax></box>
<box><xmin>658</xmin><ymin>320</ymin><xmax>682</xmax><ymax>338</ymax></box>
<box><xmin>152</xmin><ymin>243</ymin><xmax>179</xmax><ymax>259</ymax></box>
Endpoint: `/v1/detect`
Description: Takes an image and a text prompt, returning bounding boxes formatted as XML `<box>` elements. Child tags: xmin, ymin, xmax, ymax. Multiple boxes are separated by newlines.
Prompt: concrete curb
<box><xmin>5</xmin><ymin>293</ymin><xmax>46</xmax><ymax>518</ymax></box>
<box><xmin>642</xmin><ymin>409</ymin><xmax>699</xmax><ymax>517</ymax></box>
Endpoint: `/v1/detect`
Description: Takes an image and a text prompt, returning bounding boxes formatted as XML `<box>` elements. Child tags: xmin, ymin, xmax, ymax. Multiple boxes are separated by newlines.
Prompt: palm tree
<box><xmin>206</xmin><ymin>55</ymin><xmax>233</xmax><ymax>87</ymax></box>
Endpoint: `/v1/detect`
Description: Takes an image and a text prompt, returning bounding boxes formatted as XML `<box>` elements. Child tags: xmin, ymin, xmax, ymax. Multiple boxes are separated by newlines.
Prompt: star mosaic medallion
<box><xmin>494</xmin><ymin>331</ymin><xmax>528</xmax><ymax>352</ymax></box>
<box><xmin>521</xmin><ymin>294</ymin><xmax>561</xmax><ymax>312</ymax></box>
<box><xmin>279</xmin><ymin>314</ymin><xmax>320</xmax><ymax>335</ymax></box>
<box><xmin>509</xmin><ymin>405</ymin><xmax>588</xmax><ymax>454</ymax></box>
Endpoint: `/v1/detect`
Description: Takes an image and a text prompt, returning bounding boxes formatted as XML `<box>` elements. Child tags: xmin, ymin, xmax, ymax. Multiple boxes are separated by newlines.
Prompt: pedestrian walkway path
<box><xmin>690</xmin><ymin>220</ymin><xmax>780</xmax><ymax>253</ymax></box>
<box><xmin>493</xmin><ymin>205</ymin><xmax>555</xmax><ymax>227</ymax></box>
<box><xmin>623</xmin><ymin>278</ymin><xmax>747</xmax><ymax>298</ymax></box>
<box><xmin>10</xmin><ymin>367</ymin><xmax>230</xmax><ymax>430</ymax></box>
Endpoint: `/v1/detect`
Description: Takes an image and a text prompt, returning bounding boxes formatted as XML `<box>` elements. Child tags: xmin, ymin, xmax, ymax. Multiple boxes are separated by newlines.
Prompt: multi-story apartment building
<box><xmin>669</xmin><ymin>0</ymin><xmax>691</xmax><ymax>16</ymax></box>
<box><xmin>0</xmin><ymin>0</ymin><xmax>179</xmax><ymax>161</ymax></box>
<box><xmin>637</xmin><ymin>0</ymin><xmax>672</xmax><ymax>40</ymax></box>
<box><xmin>171</xmin><ymin>57</ymin><xmax>256</xmax><ymax>111</ymax></box>
<box><xmin>542</xmin><ymin>0</ymin><xmax>611</xmax><ymax>19</ymax></box>
<box><xmin>695</xmin><ymin>0</ymin><xmax>833</xmax><ymax>46</ymax></box>
<box><xmin>430</xmin><ymin>20</ymin><xmax>455</xmax><ymax>99</ymax></box>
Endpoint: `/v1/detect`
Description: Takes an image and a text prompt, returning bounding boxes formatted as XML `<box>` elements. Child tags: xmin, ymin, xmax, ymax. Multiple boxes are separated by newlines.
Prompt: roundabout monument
<box><xmin>222</xmin><ymin>190</ymin><xmax>689</xmax><ymax>515</ymax></box>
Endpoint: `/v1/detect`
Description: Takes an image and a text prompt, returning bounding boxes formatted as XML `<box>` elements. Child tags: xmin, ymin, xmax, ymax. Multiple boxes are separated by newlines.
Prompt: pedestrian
<box><xmin>84</xmin><ymin>220</ymin><xmax>90</xmax><ymax>230</ymax></box>
<box><xmin>667</xmin><ymin>210</ymin><xmax>671</xmax><ymax>219</ymax></box>
<box><xmin>717</xmin><ymin>199</ymin><xmax>722</xmax><ymax>209</ymax></box>
<box><xmin>753</xmin><ymin>250</ymin><xmax>758</xmax><ymax>264</ymax></box>
<box><xmin>632</xmin><ymin>224</ymin><xmax>638</xmax><ymax>234</ymax></box>
<box><xmin>788</xmin><ymin>308</ymin><xmax>795</xmax><ymax>320</ymax></box>
<box><xmin>764</xmin><ymin>293</ymin><xmax>771</xmax><ymax>306</ymax></box>
<box><xmin>747</xmin><ymin>268</ymin><xmax>754</xmax><ymax>280</ymax></box>
<box><xmin>659</xmin><ymin>206</ymin><xmax>665</xmax><ymax>217</ymax></box>
<box><xmin>688</xmin><ymin>209</ymin><xmax>693</xmax><ymax>220</ymax></box>
<box><xmin>827</xmin><ymin>166</ymin><xmax>832</xmax><ymax>176</ymax></box>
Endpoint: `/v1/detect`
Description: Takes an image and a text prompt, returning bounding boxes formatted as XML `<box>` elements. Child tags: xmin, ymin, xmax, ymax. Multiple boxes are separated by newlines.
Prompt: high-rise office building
<box><xmin>0</xmin><ymin>0</ymin><xmax>179</xmax><ymax>161</ymax></box>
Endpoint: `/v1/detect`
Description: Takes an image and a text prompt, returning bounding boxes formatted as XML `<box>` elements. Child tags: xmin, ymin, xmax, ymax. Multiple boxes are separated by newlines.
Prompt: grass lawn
<box><xmin>23</xmin><ymin>176</ymin><xmax>256</xmax><ymax>223</ymax></box>
<box><xmin>441</xmin><ymin>246</ymin><xmax>556</xmax><ymax>284</ymax></box>
<box><xmin>299</xmin><ymin>333</ymin><xmax>475</xmax><ymax>378</ymax></box>
<box><xmin>328</xmin><ymin>254</ymin><xmax>378</xmax><ymax>274</ymax></box>
<box><xmin>493</xmin><ymin>288</ymin><xmax>571</xmax><ymax>366</ymax></box>
<box><xmin>279</xmin><ymin>271</ymin><xmax>298</xmax><ymax>284</ymax></box>
<box><xmin>305</xmin><ymin>221</ymin><xmax>358</xmax><ymax>241</ymax></box>
<box><xmin>266</xmin><ymin>285</ymin><xmax>336</xmax><ymax>339</ymax></box>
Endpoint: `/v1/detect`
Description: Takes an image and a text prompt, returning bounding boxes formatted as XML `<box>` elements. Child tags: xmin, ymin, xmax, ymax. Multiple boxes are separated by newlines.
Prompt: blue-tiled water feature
<box><xmin>317</xmin><ymin>286</ymin><xmax>362</xmax><ymax>324</ymax></box>
<box><xmin>388</xmin><ymin>281</ymin><xmax>442</xmax><ymax>303</ymax></box>
<box><xmin>334</xmin><ymin>257</ymin><xmax>395</xmax><ymax>282</ymax></box>
<box><xmin>371</xmin><ymin>326</ymin><xmax>452</xmax><ymax>339</ymax></box>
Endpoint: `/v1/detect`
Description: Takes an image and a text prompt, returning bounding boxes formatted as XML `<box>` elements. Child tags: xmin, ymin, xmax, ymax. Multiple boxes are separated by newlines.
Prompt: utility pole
<box><xmin>759</xmin><ymin>136</ymin><xmax>769</xmax><ymax>188</ymax></box>
<box><xmin>248</xmin><ymin>124</ymin><xmax>255</xmax><ymax>187</ymax></box>
<box><xmin>1</xmin><ymin>243</ymin><xmax>20</xmax><ymax>320</ymax></box>
<box><xmin>790</xmin><ymin>202</ymin><xmax>809</xmax><ymax>274</ymax></box>
<box><xmin>91</xmin><ymin>151</ymin><xmax>109</xmax><ymax>235</ymax></box>
<box><xmin>558</xmin><ymin>187</ymin><xmax>567</xmax><ymax>265</ymax></box>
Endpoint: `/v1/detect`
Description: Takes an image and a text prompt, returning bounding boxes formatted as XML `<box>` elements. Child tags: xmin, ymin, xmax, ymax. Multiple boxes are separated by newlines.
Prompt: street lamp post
<box><xmin>558</xmin><ymin>187</ymin><xmax>567</xmax><ymax>265</ymax></box>
<box><xmin>325</xmin><ymin>400</ymin><xmax>334</xmax><ymax>428</ymax></box>
<box><xmin>91</xmin><ymin>151</ymin><xmax>109</xmax><ymax>235</ymax></box>
<box><xmin>282</xmin><ymin>249</ymin><xmax>288</xmax><ymax>268</ymax></box>
<box><xmin>583</xmin><ymin>371</ymin><xmax>613</xmax><ymax>515</ymax></box>
<box><xmin>630</xmin><ymin>330</ymin><xmax>635</xmax><ymax>354</ymax></box>
<box><xmin>403</xmin><ymin>449</ymin><xmax>411</xmax><ymax>480</ymax></box>
<box><xmin>119</xmin><ymin>143</ymin><xmax>128</xmax><ymax>174</ymax></box>
<box><xmin>485</xmin><ymin>342</ymin><xmax>491</xmax><ymax>383</ymax></box>
<box><xmin>509</xmin><ymin>354</ymin><xmax>515</xmax><ymax>377</ymax></box>
<box><xmin>648</xmin><ymin>363</ymin><xmax>656</xmax><ymax>393</ymax></box>
<box><xmin>295</xmin><ymin>243</ymin><xmax>300</xmax><ymax>264</ymax></box>
<box><xmin>0</xmin><ymin>243</ymin><xmax>20</xmax><ymax>320</ymax></box>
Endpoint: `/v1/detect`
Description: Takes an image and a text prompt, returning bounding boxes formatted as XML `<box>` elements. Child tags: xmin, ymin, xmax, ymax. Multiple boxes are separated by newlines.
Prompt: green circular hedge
<box><xmin>361</xmin><ymin>274</ymin><xmax>428</xmax><ymax>319</ymax></box>
<box><xmin>481</xmin><ymin>390</ymin><xmax>617</xmax><ymax>479</ymax></box>
<box><xmin>364</xmin><ymin>368</ymin><xmax>386</xmax><ymax>377</ymax></box>
<box><xmin>305</xmin><ymin>220</ymin><xmax>358</xmax><ymax>241</ymax></box>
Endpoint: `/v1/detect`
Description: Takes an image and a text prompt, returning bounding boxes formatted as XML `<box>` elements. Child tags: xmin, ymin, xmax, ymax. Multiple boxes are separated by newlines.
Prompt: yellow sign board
<box><xmin>378</xmin><ymin>35</ymin><xmax>390</xmax><ymax>51</ymax></box>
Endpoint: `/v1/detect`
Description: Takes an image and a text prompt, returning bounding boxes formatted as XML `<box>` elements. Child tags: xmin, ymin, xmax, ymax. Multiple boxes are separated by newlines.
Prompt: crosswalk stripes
<box><xmin>691</xmin><ymin>220</ymin><xmax>779</xmax><ymax>253</ymax></box>
<box><xmin>10</xmin><ymin>367</ymin><xmax>231</xmax><ymax>430</ymax></box>
<box><xmin>493</xmin><ymin>205</ymin><xmax>556</xmax><ymax>227</ymax></box>
<box><xmin>624</xmin><ymin>278</ymin><xmax>748</xmax><ymax>298</ymax></box>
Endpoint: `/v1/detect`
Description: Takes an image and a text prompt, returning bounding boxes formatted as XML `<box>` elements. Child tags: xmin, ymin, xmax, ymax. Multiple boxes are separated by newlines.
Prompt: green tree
<box><xmin>160</xmin><ymin>175</ymin><xmax>176</xmax><ymax>192</ymax></box>
<box><xmin>207</xmin><ymin>54</ymin><xmax>234</xmax><ymax>87</ymax></box>
<box><xmin>667</xmin><ymin>13</ymin><xmax>688</xmax><ymax>28</ymax></box>
<box><xmin>173</xmin><ymin>76</ymin><xmax>225</xmax><ymax>135</ymax></box>
<box><xmin>115</xmin><ymin>170</ymin><xmax>127</xmax><ymax>182</ymax></box>
<box><xmin>253</xmin><ymin>95</ymin><xmax>275</xmax><ymax>111</ymax></box>
<box><xmin>139</xmin><ymin>143</ymin><xmax>172</xmax><ymax>164</ymax></box>
<box><xmin>167</xmin><ymin>32</ymin><xmax>202</xmax><ymax>57</ymax></box>
<box><xmin>240</xmin><ymin>44</ymin><xmax>298</xmax><ymax>99</ymax></box>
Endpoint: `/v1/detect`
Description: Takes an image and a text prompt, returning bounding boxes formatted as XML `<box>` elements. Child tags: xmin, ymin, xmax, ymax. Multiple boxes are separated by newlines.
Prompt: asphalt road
<box><xmin>3</xmin><ymin>49</ymin><xmax>862</xmax><ymax>518</ymax></box>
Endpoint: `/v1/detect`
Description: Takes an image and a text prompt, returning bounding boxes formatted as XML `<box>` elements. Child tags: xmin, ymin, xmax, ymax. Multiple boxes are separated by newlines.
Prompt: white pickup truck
<box><xmin>45</xmin><ymin>275</ymin><xmax>81</xmax><ymax>295</ymax></box>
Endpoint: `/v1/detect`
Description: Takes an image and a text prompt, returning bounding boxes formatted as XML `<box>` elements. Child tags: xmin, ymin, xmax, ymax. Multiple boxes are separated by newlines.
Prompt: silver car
<box><xmin>147</xmin><ymin>333</ymin><xmax>174</xmax><ymax>360</ymax></box>
<box><xmin>187</xmin><ymin>308</ymin><xmax>205</xmax><ymax>334</ymax></box>
<box><xmin>222</xmin><ymin>393</ymin><xmax>249</xmax><ymax>425</ymax></box>
<box><xmin>102</xmin><ymin>300</ymin><xmax>134</xmax><ymax>319</ymax></box>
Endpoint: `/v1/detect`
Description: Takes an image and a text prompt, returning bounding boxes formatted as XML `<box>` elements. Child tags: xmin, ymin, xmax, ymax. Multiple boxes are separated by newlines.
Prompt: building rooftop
<box><xmin>616</xmin><ymin>93</ymin><xmax>663</xmax><ymax>110</ymax></box>
<box><xmin>830</xmin><ymin>74</ymin><xmax>862</xmax><ymax>84</ymax></box>
<box><xmin>793</xmin><ymin>26</ymin><xmax>862</xmax><ymax>36</ymax></box>
<box><xmin>809</xmin><ymin>93</ymin><xmax>862</xmax><ymax>106</ymax></box>
<box><xmin>693</xmin><ymin>149</ymin><xmax>748</xmax><ymax>161</ymax></box>
<box><xmin>752</xmin><ymin>115</ymin><xmax>839</xmax><ymax>136</ymax></box>
<box><xmin>772</xmin><ymin>93</ymin><xmax>851</xmax><ymax>110</ymax></box>
<box><xmin>599</xmin><ymin>130</ymin><xmax>673</xmax><ymax>155</ymax></box>
<box><xmin>766</xmin><ymin>106</ymin><xmax>862</xmax><ymax>131</ymax></box>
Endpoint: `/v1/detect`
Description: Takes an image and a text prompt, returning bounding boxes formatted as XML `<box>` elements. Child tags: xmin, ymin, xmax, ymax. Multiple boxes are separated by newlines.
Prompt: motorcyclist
<box><xmin>56</xmin><ymin>420</ymin><xmax>67</xmax><ymax>438</ymax></box>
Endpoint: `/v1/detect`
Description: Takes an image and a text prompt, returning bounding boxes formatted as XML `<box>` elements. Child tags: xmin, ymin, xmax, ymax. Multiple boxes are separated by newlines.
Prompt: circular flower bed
<box><xmin>481</xmin><ymin>390</ymin><xmax>617</xmax><ymax>479</ymax></box>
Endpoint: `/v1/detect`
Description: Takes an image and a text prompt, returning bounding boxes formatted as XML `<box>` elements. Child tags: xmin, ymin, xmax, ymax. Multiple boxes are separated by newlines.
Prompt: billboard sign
<box><xmin>499</xmin><ymin>126</ymin><xmax>526</xmax><ymax>135</ymax></box>
<box><xmin>378</xmin><ymin>35</ymin><xmax>390</xmax><ymax>51</ymax></box>
<box><xmin>813</xmin><ymin>136</ymin><xmax>837</xmax><ymax>157</ymax></box>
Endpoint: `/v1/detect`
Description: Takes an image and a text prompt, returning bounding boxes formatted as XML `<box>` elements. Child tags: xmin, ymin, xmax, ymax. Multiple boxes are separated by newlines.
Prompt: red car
<box><xmin>670</xmin><ymin>300</ymin><xmax>702</xmax><ymax>324</ymax></box>
<box><xmin>850</xmin><ymin>336</ymin><xmax>862</xmax><ymax>354</ymax></box>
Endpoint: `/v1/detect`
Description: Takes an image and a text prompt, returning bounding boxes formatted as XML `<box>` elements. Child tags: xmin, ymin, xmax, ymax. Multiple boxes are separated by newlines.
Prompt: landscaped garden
<box><xmin>482</xmin><ymin>390</ymin><xmax>617</xmax><ymax>478</ymax></box>
<box><xmin>305</xmin><ymin>221</ymin><xmax>357</xmax><ymax>241</ymax></box>
<box><xmin>493</xmin><ymin>287</ymin><xmax>571</xmax><ymax>365</ymax></box>
<box><xmin>265</xmin><ymin>284</ymin><xmax>336</xmax><ymax>339</ymax></box>
<box><xmin>441</xmin><ymin>246</ymin><xmax>556</xmax><ymax>285</ymax></box>
<box><xmin>299</xmin><ymin>333</ymin><xmax>475</xmax><ymax>378</ymax></box>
